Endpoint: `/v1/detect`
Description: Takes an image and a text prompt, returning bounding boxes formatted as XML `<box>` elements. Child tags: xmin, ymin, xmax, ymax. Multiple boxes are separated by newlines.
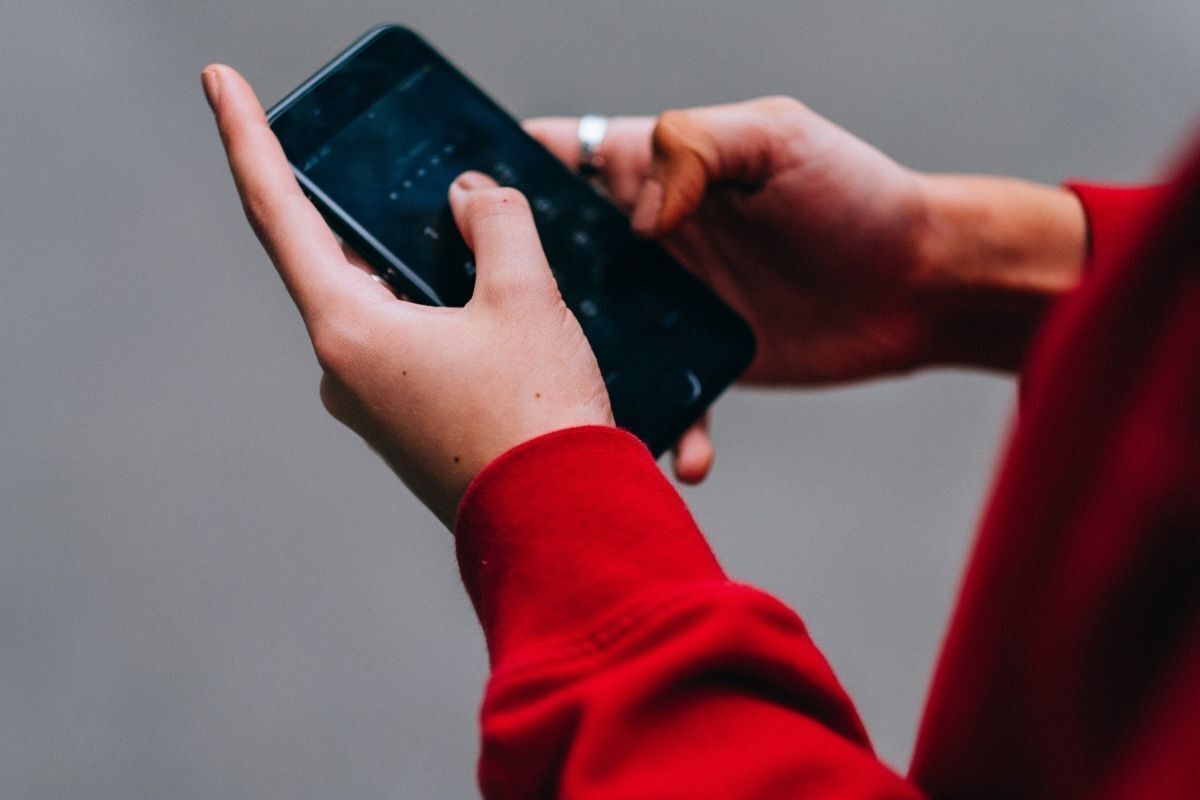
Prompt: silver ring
<box><xmin>577</xmin><ymin>115</ymin><xmax>608</xmax><ymax>178</ymax></box>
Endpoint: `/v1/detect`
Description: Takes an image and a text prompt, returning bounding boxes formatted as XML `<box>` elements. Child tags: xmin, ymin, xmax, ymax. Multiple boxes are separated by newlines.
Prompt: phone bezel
<box><xmin>268</xmin><ymin>26</ymin><xmax>462</xmax><ymax>303</ymax></box>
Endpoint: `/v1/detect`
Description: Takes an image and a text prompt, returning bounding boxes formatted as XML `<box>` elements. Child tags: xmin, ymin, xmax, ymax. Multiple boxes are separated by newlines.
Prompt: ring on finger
<box><xmin>577</xmin><ymin>114</ymin><xmax>608</xmax><ymax>179</ymax></box>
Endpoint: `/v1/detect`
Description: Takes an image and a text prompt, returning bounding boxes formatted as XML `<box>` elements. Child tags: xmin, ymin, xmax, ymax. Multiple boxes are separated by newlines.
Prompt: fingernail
<box><xmin>201</xmin><ymin>68</ymin><xmax>221</xmax><ymax>111</ymax></box>
<box><xmin>630</xmin><ymin>179</ymin><xmax>664</xmax><ymax>236</ymax></box>
<box><xmin>453</xmin><ymin>171</ymin><xmax>493</xmax><ymax>192</ymax></box>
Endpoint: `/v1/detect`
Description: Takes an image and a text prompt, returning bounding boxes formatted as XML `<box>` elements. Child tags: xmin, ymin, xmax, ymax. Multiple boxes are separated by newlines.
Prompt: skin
<box><xmin>203</xmin><ymin>65</ymin><xmax>611</xmax><ymax>528</ymax></box>
<box><xmin>204</xmin><ymin>67</ymin><xmax>1086</xmax><ymax>520</ymax></box>
<box><xmin>528</xmin><ymin>100</ymin><xmax>1086</xmax><ymax>479</ymax></box>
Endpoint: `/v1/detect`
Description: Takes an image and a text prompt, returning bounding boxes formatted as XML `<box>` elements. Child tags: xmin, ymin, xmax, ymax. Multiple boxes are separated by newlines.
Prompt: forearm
<box><xmin>458</xmin><ymin>428</ymin><xmax>923</xmax><ymax>798</ymax></box>
<box><xmin>913</xmin><ymin>174</ymin><xmax>1087</xmax><ymax>372</ymax></box>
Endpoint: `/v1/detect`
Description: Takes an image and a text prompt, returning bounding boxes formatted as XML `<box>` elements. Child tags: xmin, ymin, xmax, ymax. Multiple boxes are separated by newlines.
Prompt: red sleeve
<box><xmin>911</xmin><ymin>160</ymin><xmax>1200</xmax><ymax>798</ymax></box>
<box><xmin>1063</xmin><ymin>182</ymin><xmax>1171</xmax><ymax>272</ymax></box>
<box><xmin>455</xmin><ymin>426</ymin><xmax>922</xmax><ymax>799</ymax></box>
<box><xmin>1012</xmin><ymin>182</ymin><xmax>1169</xmax><ymax>406</ymax></box>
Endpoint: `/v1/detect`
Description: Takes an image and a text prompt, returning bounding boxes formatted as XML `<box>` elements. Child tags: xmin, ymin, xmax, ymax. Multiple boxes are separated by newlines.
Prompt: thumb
<box><xmin>448</xmin><ymin>171</ymin><xmax>556</xmax><ymax>308</ymax></box>
<box><xmin>630</xmin><ymin>98</ymin><xmax>788</xmax><ymax>236</ymax></box>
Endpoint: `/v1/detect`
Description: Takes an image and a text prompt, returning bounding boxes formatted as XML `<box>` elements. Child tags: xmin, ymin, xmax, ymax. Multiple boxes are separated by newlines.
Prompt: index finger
<box><xmin>204</xmin><ymin>64</ymin><xmax>359</xmax><ymax>321</ymax></box>
<box><xmin>524</xmin><ymin>116</ymin><xmax>656</xmax><ymax>212</ymax></box>
<box><xmin>523</xmin><ymin>117</ymin><xmax>584</xmax><ymax>168</ymax></box>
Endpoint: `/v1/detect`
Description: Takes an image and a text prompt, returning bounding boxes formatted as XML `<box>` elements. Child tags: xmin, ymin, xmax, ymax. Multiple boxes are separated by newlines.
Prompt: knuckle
<box><xmin>651</xmin><ymin>109</ymin><xmax>716</xmax><ymax>170</ymax></box>
<box><xmin>753</xmin><ymin>95</ymin><xmax>805</xmax><ymax>115</ymax></box>
<box><xmin>652</xmin><ymin>109</ymin><xmax>694</xmax><ymax>149</ymax></box>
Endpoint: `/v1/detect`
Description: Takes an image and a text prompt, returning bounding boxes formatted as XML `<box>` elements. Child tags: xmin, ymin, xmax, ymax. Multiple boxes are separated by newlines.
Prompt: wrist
<box><xmin>911</xmin><ymin>173</ymin><xmax>1086</xmax><ymax>372</ymax></box>
<box><xmin>454</xmin><ymin>425</ymin><xmax>725</xmax><ymax>665</ymax></box>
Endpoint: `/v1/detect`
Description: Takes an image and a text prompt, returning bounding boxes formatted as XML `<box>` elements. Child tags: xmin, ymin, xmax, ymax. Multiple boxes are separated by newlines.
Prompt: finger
<box><xmin>339</xmin><ymin>241</ymin><xmax>372</xmax><ymax>274</ymax></box>
<box><xmin>203</xmin><ymin>64</ymin><xmax>360</xmax><ymax>320</ymax></box>
<box><xmin>672</xmin><ymin>413</ymin><xmax>714</xmax><ymax>484</ymax></box>
<box><xmin>631</xmin><ymin>99</ymin><xmax>784</xmax><ymax>236</ymax></box>
<box><xmin>524</xmin><ymin>116</ymin><xmax>656</xmax><ymax>212</ymax></box>
<box><xmin>523</xmin><ymin>117</ymin><xmax>585</xmax><ymax>168</ymax></box>
<box><xmin>336</xmin><ymin>241</ymin><xmax>414</xmax><ymax>301</ymax></box>
<box><xmin>447</xmin><ymin>171</ymin><xmax>555</xmax><ymax>306</ymax></box>
<box><xmin>337</xmin><ymin>241</ymin><xmax>404</xmax><ymax>301</ymax></box>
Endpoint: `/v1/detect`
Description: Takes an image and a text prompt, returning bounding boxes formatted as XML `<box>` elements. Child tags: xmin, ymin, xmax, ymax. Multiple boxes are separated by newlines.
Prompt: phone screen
<box><xmin>269</xmin><ymin>27</ymin><xmax>754</xmax><ymax>455</ymax></box>
<box><xmin>298</xmin><ymin>62</ymin><xmax>630</xmax><ymax>310</ymax></box>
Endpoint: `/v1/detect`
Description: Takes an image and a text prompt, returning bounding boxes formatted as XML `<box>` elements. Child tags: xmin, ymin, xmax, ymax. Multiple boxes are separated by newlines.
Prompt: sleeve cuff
<box><xmin>1064</xmin><ymin>182</ymin><xmax>1171</xmax><ymax>273</ymax></box>
<box><xmin>455</xmin><ymin>426</ymin><xmax>726</xmax><ymax>666</ymax></box>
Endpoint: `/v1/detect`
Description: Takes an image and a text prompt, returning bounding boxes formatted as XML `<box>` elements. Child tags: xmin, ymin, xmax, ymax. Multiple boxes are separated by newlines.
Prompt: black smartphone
<box><xmin>267</xmin><ymin>25</ymin><xmax>754</xmax><ymax>457</ymax></box>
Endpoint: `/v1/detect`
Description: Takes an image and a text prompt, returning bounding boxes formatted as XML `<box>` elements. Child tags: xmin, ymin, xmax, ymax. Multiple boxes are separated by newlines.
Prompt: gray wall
<box><xmin>4</xmin><ymin>2</ymin><xmax>1199</xmax><ymax>797</ymax></box>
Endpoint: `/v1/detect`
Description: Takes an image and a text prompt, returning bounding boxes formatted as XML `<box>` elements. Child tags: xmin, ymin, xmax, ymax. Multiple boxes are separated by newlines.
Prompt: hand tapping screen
<box><xmin>269</xmin><ymin>27</ymin><xmax>755</xmax><ymax>456</ymax></box>
<box><xmin>297</xmin><ymin>62</ymin><xmax>631</xmax><ymax>312</ymax></box>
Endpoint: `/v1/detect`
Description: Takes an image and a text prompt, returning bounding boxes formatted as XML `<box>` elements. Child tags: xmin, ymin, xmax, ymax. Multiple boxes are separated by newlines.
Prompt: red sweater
<box><xmin>454</xmin><ymin>143</ymin><xmax>1200</xmax><ymax>798</ymax></box>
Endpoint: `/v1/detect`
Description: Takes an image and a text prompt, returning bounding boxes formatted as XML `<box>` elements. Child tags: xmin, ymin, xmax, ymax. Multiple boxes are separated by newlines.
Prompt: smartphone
<box><xmin>267</xmin><ymin>25</ymin><xmax>755</xmax><ymax>457</ymax></box>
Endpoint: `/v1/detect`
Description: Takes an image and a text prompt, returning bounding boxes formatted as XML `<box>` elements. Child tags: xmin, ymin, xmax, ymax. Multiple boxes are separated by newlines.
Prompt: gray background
<box><xmin>4</xmin><ymin>1</ymin><xmax>1199</xmax><ymax>797</ymax></box>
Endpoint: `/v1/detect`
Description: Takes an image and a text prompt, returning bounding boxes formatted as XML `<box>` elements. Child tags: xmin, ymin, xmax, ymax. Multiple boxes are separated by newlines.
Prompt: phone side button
<box><xmin>656</xmin><ymin>367</ymin><xmax>702</xmax><ymax>407</ymax></box>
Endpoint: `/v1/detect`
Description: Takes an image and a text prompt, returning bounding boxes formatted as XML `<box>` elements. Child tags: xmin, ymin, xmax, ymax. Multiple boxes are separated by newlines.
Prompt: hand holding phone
<box><xmin>526</xmin><ymin>101</ymin><xmax>941</xmax><ymax>387</ymax></box>
<box><xmin>265</xmin><ymin>27</ymin><xmax>754</xmax><ymax>462</ymax></box>
<box><xmin>204</xmin><ymin>64</ymin><xmax>613</xmax><ymax>526</ymax></box>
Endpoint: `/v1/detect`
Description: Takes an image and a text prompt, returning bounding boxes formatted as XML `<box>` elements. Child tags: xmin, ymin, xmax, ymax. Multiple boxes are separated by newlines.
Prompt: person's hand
<box><xmin>203</xmin><ymin>65</ymin><xmax>612</xmax><ymax>528</ymax></box>
<box><xmin>530</xmin><ymin>99</ymin><xmax>934</xmax><ymax>485</ymax></box>
<box><xmin>529</xmin><ymin>98</ymin><xmax>936</xmax><ymax>386</ymax></box>
<box><xmin>529</xmin><ymin>98</ymin><xmax>1084</xmax><ymax>473</ymax></box>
